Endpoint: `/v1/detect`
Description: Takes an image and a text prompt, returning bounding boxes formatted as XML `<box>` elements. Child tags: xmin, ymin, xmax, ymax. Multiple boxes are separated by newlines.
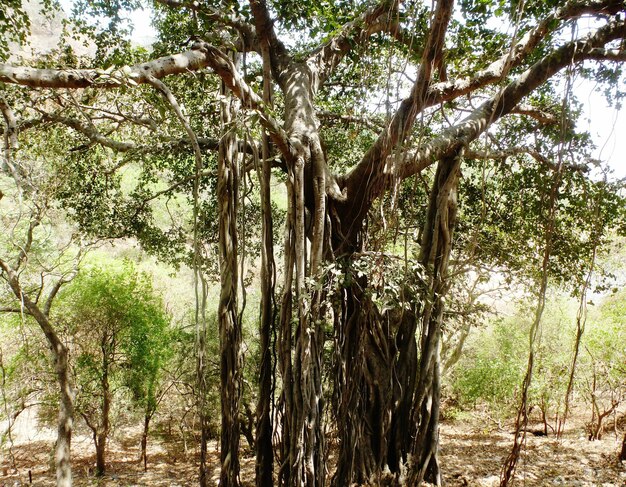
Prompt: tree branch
<box><xmin>194</xmin><ymin>43</ymin><xmax>294</xmax><ymax>160</ymax></box>
<box><xmin>0</xmin><ymin>96</ymin><xmax>23</xmax><ymax>186</ymax></box>
<box><xmin>465</xmin><ymin>147</ymin><xmax>589</xmax><ymax>172</ymax></box>
<box><xmin>400</xmin><ymin>16</ymin><xmax>626</xmax><ymax>179</ymax></box>
<box><xmin>510</xmin><ymin>105</ymin><xmax>559</xmax><ymax>125</ymax></box>
<box><xmin>154</xmin><ymin>0</ymin><xmax>258</xmax><ymax>52</ymax></box>
<box><xmin>309</xmin><ymin>0</ymin><xmax>400</xmax><ymax>86</ymax></box>
<box><xmin>425</xmin><ymin>0</ymin><xmax>626</xmax><ymax>106</ymax></box>
<box><xmin>0</xmin><ymin>49</ymin><xmax>213</xmax><ymax>89</ymax></box>
<box><xmin>249</xmin><ymin>0</ymin><xmax>291</xmax><ymax>80</ymax></box>
<box><xmin>336</xmin><ymin>0</ymin><xmax>454</xmax><ymax>228</ymax></box>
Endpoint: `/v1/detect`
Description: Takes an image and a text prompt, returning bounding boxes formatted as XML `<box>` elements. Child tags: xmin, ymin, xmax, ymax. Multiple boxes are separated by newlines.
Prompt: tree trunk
<box><xmin>0</xmin><ymin>264</ymin><xmax>74</xmax><ymax>487</ymax></box>
<box><xmin>276</xmin><ymin>63</ymin><xmax>327</xmax><ymax>487</ymax></box>
<box><xmin>96</xmin><ymin>347</ymin><xmax>111</xmax><ymax>477</ymax></box>
<box><xmin>331</xmin><ymin>149</ymin><xmax>462</xmax><ymax>486</ymax></box>
<box><xmin>620</xmin><ymin>433</ymin><xmax>626</xmax><ymax>462</ymax></box>
<box><xmin>95</xmin><ymin>435</ymin><xmax>106</xmax><ymax>477</ymax></box>
<box><xmin>408</xmin><ymin>149</ymin><xmax>463</xmax><ymax>485</ymax></box>
<box><xmin>218</xmin><ymin>72</ymin><xmax>242</xmax><ymax>487</ymax></box>
<box><xmin>255</xmin><ymin>36</ymin><xmax>275</xmax><ymax>487</ymax></box>
<box><xmin>140</xmin><ymin>414</ymin><xmax>150</xmax><ymax>471</ymax></box>
<box><xmin>55</xmin><ymin>344</ymin><xmax>73</xmax><ymax>487</ymax></box>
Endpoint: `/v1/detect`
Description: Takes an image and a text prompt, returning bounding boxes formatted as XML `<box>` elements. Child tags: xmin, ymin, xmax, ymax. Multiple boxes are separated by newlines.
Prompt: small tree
<box><xmin>58</xmin><ymin>262</ymin><xmax>170</xmax><ymax>476</ymax></box>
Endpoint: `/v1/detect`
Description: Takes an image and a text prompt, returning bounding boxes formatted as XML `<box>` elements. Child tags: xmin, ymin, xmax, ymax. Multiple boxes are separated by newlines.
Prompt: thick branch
<box><xmin>336</xmin><ymin>0</ymin><xmax>454</xmax><ymax>229</ymax></box>
<box><xmin>0</xmin><ymin>50</ymin><xmax>212</xmax><ymax>89</ymax></box>
<box><xmin>249</xmin><ymin>0</ymin><xmax>291</xmax><ymax>80</ymax></box>
<box><xmin>400</xmin><ymin>17</ymin><xmax>626</xmax><ymax>179</ymax></box>
<box><xmin>195</xmin><ymin>43</ymin><xmax>294</xmax><ymax>160</ymax></box>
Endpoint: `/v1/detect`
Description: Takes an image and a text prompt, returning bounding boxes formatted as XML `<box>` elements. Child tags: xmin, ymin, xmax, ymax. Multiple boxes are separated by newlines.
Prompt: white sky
<box><xmin>576</xmin><ymin>78</ymin><xmax>626</xmax><ymax>179</ymax></box>
<box><xmin>55</xmin><ymin>1</ymin><xmax>626</xmax><ymax>178</ymax></box>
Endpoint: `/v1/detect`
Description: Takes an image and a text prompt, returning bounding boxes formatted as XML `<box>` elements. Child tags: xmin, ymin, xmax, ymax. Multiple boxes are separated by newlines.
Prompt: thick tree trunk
<box><xmin>218</xmin><ymin>75</ymin><xmax>242</xmax><ymax>487</ymax></box>
<box><xmin>276</xmin><ymin>63</ymin><xmax>327</xmax><ymax>487</ymax></box>
<box><xmin>332</xmin><ymin>150</ymin><xmax>461</xmax><ymax>486</ymax></box>
<box><xmin>333</xmin><ymin>284</ymin><xmax>395</xmax><ymax>486</ymax></box>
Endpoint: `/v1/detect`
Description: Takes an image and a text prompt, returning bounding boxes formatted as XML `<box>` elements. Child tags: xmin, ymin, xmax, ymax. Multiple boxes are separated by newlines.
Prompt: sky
<box><xmin>54</xmin><ymin>0</ymin><xmax>626</xmax><ymax>179</ymax></box>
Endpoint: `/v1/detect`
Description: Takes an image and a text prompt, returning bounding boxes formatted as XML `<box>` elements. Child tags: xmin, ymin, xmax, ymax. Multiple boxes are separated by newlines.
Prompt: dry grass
<box><xmin>1</xmin><ymin>408</ymin><xmax>624</xmax><ymax>486</ymax></box>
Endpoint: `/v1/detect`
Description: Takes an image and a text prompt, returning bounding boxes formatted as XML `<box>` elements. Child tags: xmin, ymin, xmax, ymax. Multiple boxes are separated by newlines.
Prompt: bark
<box><xmin>95</xmin><ymin>337</ymin><xmax>112</xmax><ymax>476</ymax></box>
<box><xmin>0</xmin><ymin>261</ymin><xmax>73</xmax><ymax>487</ymax></box>
<box><xmin>620</xmin><ymin>433</ymin><xmax>626</xmax><ymax>462</ymax></box>
<box><xmin>218</xmin><ymin>67</ymin><xmax>242</xmax><ymax>487</ymax></box>
<box><xmin>407</xmin><ymin>149</ymin><xmax>463</xmax><ymax>486</ymax></box>
<box><xmin>255</xmin><ymin>32</ymin><xmax>276</xmax><ymax>487</ymax></box>
<box><xmin>140</xmin><ymin>414</ymin><xmax>150</xmax><ymax>471</ymax></box>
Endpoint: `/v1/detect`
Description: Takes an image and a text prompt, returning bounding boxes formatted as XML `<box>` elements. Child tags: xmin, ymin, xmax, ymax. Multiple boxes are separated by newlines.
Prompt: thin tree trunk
<box><xmin>500</xmin><ymin>156</ymin><xmax>563</xmax><ymax>487</ymax></box>
<box><xmin>558</xmin><ymin>190</ymin><xmax>602</xmax><ymax>439</ymax></box>
<box><xmin>0</xmin><ymin>262</ymin><xmax>73</xmax><ymax>487</ymax></box>
<box><xmin>255</xmin><ymin>32</ymin><xmax>276</xmax><ymax>487</ymax></box>
<box><xmin>218</xmin><ymin>67</ymin><xmax>242</xmax><ymax>487</ymax></box>
<box><xmin>408</xmin><ymin>149</ymin><xmax>463</xmax><ymax>486</ymax></box>
<box><xmin>55</xmin><ymin>344</ymin><xmax>73</xmax><ymax>487</ymax></box>
<box><xmin>140</xmin><ymin>414</ymin><xmax>150</xmax><ymax>471</ymax></box>
<box><xmin>96</xmin><ymin>344</ymin><xmax>111</xmax><ymax>476</ymax></box>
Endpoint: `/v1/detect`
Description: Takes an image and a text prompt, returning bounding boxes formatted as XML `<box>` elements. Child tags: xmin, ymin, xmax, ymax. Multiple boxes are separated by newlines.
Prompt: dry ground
<box><xmin>1</xmin><ymin>409</ymin><xmax>624</xmax><ymax>486</ymax></box>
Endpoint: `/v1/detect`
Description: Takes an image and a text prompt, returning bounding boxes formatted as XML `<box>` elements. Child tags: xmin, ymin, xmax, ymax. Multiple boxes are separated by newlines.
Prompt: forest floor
<box><xmin>1</xmin><ymin>408</ymin><xmax>625</xmax><ymax>486</ymax></box>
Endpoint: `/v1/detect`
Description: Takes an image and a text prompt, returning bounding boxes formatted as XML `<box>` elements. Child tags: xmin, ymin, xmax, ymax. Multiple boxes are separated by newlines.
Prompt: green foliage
<box><xmin>583</xmin><ymin>289</ymin><xmax>626</xmax><ymax>396</ymax></box>
<box><xmin>450</xmin><ymin>296</ymin><xmax>577</xmax><ymax>413</ymax></box>
<box><xmin>57</xmin><ymin>261</ymin><xmax>172</xmax><ymax>421</ymax></box>
<box><xmin>0</xmin><ymin>0</ymin><xmax>37</xmax><ymax>61</ymax></box>
<box><xmin>452</xmin><ymin>315</ymin><xmax>527</xmax><ymax>411</ymax></box>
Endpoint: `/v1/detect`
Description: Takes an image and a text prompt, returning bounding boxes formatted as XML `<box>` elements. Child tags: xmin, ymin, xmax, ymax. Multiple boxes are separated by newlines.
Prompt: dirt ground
<box><xmin>1</xmin><ymin>409</ymin><xmax>624</xmax><ymax>486</ymax></box>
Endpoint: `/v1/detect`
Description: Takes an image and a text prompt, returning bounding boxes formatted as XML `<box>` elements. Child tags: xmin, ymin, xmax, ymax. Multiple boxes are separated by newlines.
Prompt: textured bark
<box><xmin>408</xmin><ymin>149</ymin><xmax>463</xmax><ymax>485</ymax></box>
<box><xmin>218</xmin><ymin>71</ymin><xmax>242</xmax><ymax>487</ymax></box>
<box><xmin>255</xmin><ymin>31</ymin><xmax>276</xmax><ymax>487</ymax></box>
